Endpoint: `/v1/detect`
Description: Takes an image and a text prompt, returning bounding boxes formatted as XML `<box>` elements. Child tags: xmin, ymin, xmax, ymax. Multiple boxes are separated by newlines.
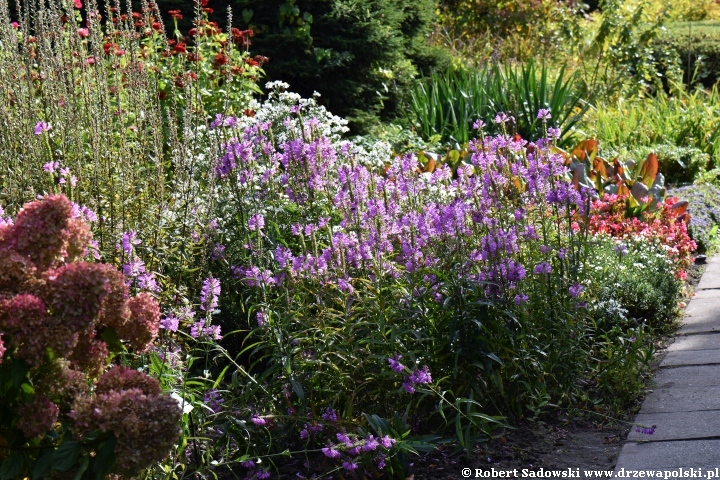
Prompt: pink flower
<box><xmin>34</xmin><ymin>121</ymin><xmax>51</xmax><ymax>134</ymax></box>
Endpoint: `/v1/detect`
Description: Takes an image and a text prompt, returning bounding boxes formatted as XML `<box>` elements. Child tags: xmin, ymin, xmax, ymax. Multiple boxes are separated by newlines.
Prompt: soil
<box><xmin>406</xmin><ymin>260</ymin><xmax>707</xmax><ymax>480</ymax></box>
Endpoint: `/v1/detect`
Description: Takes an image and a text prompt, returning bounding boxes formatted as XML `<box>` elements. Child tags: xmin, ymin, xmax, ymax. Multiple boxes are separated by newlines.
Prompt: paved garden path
<box><xmin>613</xmin><ymin>256</ymin><xmax>720</xmax><ymax>477</ymax></box>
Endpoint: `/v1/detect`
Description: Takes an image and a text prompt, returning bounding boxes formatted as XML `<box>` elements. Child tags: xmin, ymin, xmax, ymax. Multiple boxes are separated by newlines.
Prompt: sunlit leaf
<box><xmin>639</xmin><ymin>153</ymin><xmax>659</xmax><ymax>187</ymax></box>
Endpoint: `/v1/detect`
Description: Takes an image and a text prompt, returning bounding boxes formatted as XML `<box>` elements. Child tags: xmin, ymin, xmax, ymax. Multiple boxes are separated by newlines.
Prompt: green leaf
<box><xmin>32</xmin><ymin>448</ymin><xmax>54</xmax><ymax>480</ymax></box>
<box><xmin>93</xmin><ymin>436</ymin><xmax>117</xmax><ymax>480</ymax></box>
<box><xmin>0</xmin><ymin>452</ymin><xmax>24</xmax><ymax>480</ymax></box>
<box><xmin>52</xmin><ymin>440</ymin><xmax>81</xmax><ymax>472</ymax></box>
<box><xmin>72</xmin><ymin>456</ymin><xmax>89</xmax><ymax>480</ymax></box>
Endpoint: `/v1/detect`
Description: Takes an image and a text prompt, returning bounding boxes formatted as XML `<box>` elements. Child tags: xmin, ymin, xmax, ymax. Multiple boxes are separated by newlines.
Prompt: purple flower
<box><xmin>248</xmin><ymin>213</ymin><xmax>265</xmax><ymax>231</ymax></box>
<box><xmin>533</xmin><ymin>262</ymin><xmax>552</xmax><ymax>275</ymax></box>
<box><xmin>200</xmin><ymin>277</ymin><xmax>221</xmax><ymax>311</ymax></box>
<box><xmin>537</xmin><ymin>108</ymin><xmax>551</xmax><ymax>120</ymax></box>
<box><xmin>121</xmin><ymin>230</ymin><xmax>140</xmax><ymax>255</ymax></box>
<box><xmin>257</xmin><ymin>470</ymin><xmax>271</xmax><ymax>480</ymax></box>
<box><xmin>403</xmin><ymin>365</ymin><xmax>432</xmax><ymax>394</ymax></box>
<box><xmin>321</xmin><ymin>446</ymin><xmax>341</xmax><ymax>458</ymax></box>
<box><xmin>34</xmin><ymin>121</ymin><xmax>51</xmax><ymax>134</ymax></box>
<box><xmin>322</xmin><ymin>408</ymin><xmax>337</xmax><ymax>422</ymax></box>
<box><xmin>494</xmin><ymin>112</ymin><xmax>515</xmax><ymax>125</ymax></box>
<box><xmin>380</xmin><ymin>435</ymin><xmax>396</xmax><ymax>449</ymax></box>
<box><xmin>473</xmin><ymin>119</ymin><xmax>486</xmax><ymax>130</ymax></box>
<box><xmin>300</xmin><ymin>428</ymin><xmax>309</xmax><ymax>440</ymax></box>
<box><xmin>251</xmin><ymin>416</ymin><xmax>267</xmax><ymax>426</ymax></box>
<box><xmin>204</xmin><ymin>389</ymin><xmax>224</xmax><ymax>413</ymax></box>
<box><xmin>514</xmin><ymin>293</ymin><xmax>529</xmax><ymax>305</ymax></box>
<box><xmin>635</xmin><ymin>425</ymin><xmax>655</xmax><ymax>435</ymax></box>
<box><xmin>569</xmin><ymin>284</ymin><xmax>583</xmax><ymax>298</ymax></box>
<box><xmin>388</xmin><ymin>354</ymin><xmax>404</xmax><ymax>373</ymax></box>
<box><xmin>43</xmin><ymin>161</ymin><xmax>59</xmax><ymax>173</ymax></box>
<box><xmin>160</xmin><ymin>314</ymin><xmax>179</xmax><ymax>332</ymax></box>
<box><xmin>548</xmin><ymin>127</ymin><xmax>561</xmax><ymax>139</ymax></box>
<box><xmin>342</xmin><ymin>461</ymin><xmax>358</xmax><ymax>470</ymax></box>
<box><xmin>362</xmin><ymin>435</ymin><xmax>379</xmax><ymax>452</ymax></box>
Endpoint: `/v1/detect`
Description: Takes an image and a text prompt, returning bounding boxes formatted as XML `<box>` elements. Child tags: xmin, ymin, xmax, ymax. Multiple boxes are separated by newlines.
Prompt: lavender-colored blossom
<box><xmin>362</xmin><ymin>435</ymin><xmax>379</xmax><ymax>452</ymax></box>
<box><xmin>388</xmin><ymin>354</ymin><xmax>404</xmax><ymax>373</ymax></box>
<box><xmin>569</xmin><ymin>284</ymin><xmax>583</xmax><ymax>298</ymax></box>
<box><xmin>250</xmin><ymin>416</ymin><xmax>267</xmax><ymax>426</ymax></box>
<box><xmin>321</xmin><ymin>446</ymin><xmax>341</xmax><ymax>458</ymax></box>
<box><xmin>248</xmin><ymin>213</ymin><xmax>265</xmax><ymax>231</ymax></box>
<box><xmin>548</xmin><ymin>127</ymin><xmax>561</xmax><ymax>139</ymax></box>
<box><xmin>473</xmin><ymin>119</ymin><xmax>486</xmax><ymax>130</ymax></box>
<box><xmin>380</xmin><ymin>435</ymin><xmax>396</xmax><ymax>449</ymax></box>
<box><xmin>514</xmin><ymin>293</ymin><xmax>529</xmax><ymax>305</ymax></box>
<box><xmin>121</xmin><ymin>230</ymin><xmax>140</xmax><ymax>255</ymax></box>
<box><xmin>322</xmin><ymin>408</ymin><xmax>337</xmax><ymax>422</ymax></box>
<box><xmin>537</xmin><ymin>108</ymin><xmax>551</xmax><ymax>120</ymax></box>
<box><xmin>160</xmin><ymin>314</ymin><xmax>179</xmax><ymax>332</ymax></box>
<box><xmin>533</xmin><ymin>262</ymin><xmax>552</xmax><ymax>275</ymax></box>
<box><xmin>200</xmin><ymin>277</ymin><xmax>221</xmax><ymax>311</ymax></box>
<box><xmin>204</xmin><ymin>389</ymin><xmax>224</xmax><ymax>413</ymax></box>
<box><xmin>34</xmin><ymin>121</ymin><xmax>51</xmax><ymax>134</ymax></box>
<box><xmin>494</xmin><ymin>112</ymin><xmax>515</xmax><ymax>125</ymax></box>
<box><xmin>343</xmin><ymin>461</ymin><xmax>358</xmax><ymax>470</ymax></box>
<box><xmin>43</xmin><ymin>161</ymin><xmax>59</xmax><ymax>173</ymax></box>
<box><xmin>635</xmin><ymin>425</ymin><xmax>656</xmax><ymax>435</ymax></box>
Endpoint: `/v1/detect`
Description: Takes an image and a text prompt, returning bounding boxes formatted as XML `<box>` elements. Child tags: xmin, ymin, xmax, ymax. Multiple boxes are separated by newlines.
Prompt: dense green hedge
<box><xmin>658</xmin><ymin>21</ymin><xmax>720</xmax><ymax>87</ymax></box>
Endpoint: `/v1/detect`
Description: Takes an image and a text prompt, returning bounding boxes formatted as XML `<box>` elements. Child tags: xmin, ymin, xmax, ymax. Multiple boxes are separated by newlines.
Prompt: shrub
<box><xmin>233</xmin><ymin>0</ymin><xmax>449</xmax><ymax>132</ymax></box>
<box><xmin>657</xmin><ymin>21</ymin><xmax>720</xmax><ymax>88</ymax></box>
<box><xmin>0</xmin><ymin>195</ymin><xmax>180</xmax><ymax>479</ymax></box>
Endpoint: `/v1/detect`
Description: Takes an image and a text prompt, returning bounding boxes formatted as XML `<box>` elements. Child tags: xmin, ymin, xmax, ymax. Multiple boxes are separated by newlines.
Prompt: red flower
<box><xmin>74</xmin><ymin>0</ymin><xmax>82</xmax><ymax>8</ymax></box>
<box><xmin>214</xmin><ymin>52</ymin><xmax>229</xmax><ymax>66</ymax></box>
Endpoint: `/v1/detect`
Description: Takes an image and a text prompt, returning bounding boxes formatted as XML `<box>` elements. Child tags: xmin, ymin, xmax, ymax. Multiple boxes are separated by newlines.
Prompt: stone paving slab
<box><xmin>681</xmin><ymin>295</ymin><xmax>720</xmax><ymax>313</ymax></box>
<box><xmin>661</xmin><ymin>349</ymin><xmax>720</xmax><ymax>367</ymax></box>
<box><xmin>652</xmin><ymin>365</ymin><xmax>720</xmax><ymax>388</ymax></box>
<box><xmin>667</xmin><ymin>334</ymin><xmax>720</xmax><ymax>352</ymax></box>
<box><xmin>678</xmin><ymin>316</ymin><xmax>720</xmax><ymax>335</ymax></box>
<box><xmin>613</xmin><ymin>439</ymin><xmax>720</xmax><ymax>472</ymax></box>
<box><xmin>688</xmin><ymin>288</ymin><xmax>720</xmax><ymax>300</ymax></box>
<box><xmin>639</xmin><ymin>385</ymin><xmax>720</xmax><ymax>413</ymax></box>
<box><xmin>627</xmin><ymin>410</ymin><xmax>720</xmax><ymax>442</ymax></box>
<box><xmin>696</xmin><ymin>270</ymin><xmax>720</xmax><ymax>290</ymax></box>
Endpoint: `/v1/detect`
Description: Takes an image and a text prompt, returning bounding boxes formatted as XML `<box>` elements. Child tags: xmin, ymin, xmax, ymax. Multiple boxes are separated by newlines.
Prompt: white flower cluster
<box><xmin>222</xmin><ymin>81</ymin><xmax>350</xmax><ymax>145</ymax></box>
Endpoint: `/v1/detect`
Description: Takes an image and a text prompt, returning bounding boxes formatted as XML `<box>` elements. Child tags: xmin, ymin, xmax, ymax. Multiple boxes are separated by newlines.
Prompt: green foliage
<box><xmin>584</xmin><ymin>86</ymin><xmax>720</xmax><ymax>165</ymax></box>
<box><xmin>405</xmin><ymin>61</ymin><xmax>590</xmax><ymax>146</ymax></box>
<box><xmin>433</xmin><ymin>0</ymin><xmax>587</xmax><ymax>64</ymax></box>
<box><xmin>233</xmin><ymin>0</ymin><xmax>450</xmax><ymax>132</ymax></box>
<box><xmin>587</xmin><ymin>237</ymin><xmax>683</xmax><ymax>330</ymax></box>
<box><xmin>581</xmin><ymin>0</ymin><xmax>682</xmax><ymax>98</ymax></box>
<box><xmin>658</xmin><ymin>21</ymin><xmax>720</xmax><ymax>88</ymax></box>
<box><xmin>618</xmin><ymin>144</ymin><xmax>709</xmax><ymax>185</ymax></box>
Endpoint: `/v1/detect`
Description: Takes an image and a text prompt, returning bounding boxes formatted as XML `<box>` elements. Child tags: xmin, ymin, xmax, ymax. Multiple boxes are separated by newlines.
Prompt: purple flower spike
<box><xmin>388</xmin><ymin>354</ymin><xmax>404</xmax><ymax>373</ymax></box>
<box><xmin>200</xmin><ymin>277</ymin><xmax>221</xmax><ymax>311</ymax></box>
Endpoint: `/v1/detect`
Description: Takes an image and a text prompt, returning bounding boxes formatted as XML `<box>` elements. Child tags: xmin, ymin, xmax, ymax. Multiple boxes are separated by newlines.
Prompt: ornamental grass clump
<box><xmin>0</xmin><ymin>195</ymin><xmax>180</xmax><ymax>479</ymax></box>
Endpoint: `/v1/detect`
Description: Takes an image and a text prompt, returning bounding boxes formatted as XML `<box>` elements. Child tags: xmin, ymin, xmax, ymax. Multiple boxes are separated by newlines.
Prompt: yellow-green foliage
<box><xmin>635</xmin><ymin>0</ymin><xmax>720</xmax><ymax>21</ymax></box>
